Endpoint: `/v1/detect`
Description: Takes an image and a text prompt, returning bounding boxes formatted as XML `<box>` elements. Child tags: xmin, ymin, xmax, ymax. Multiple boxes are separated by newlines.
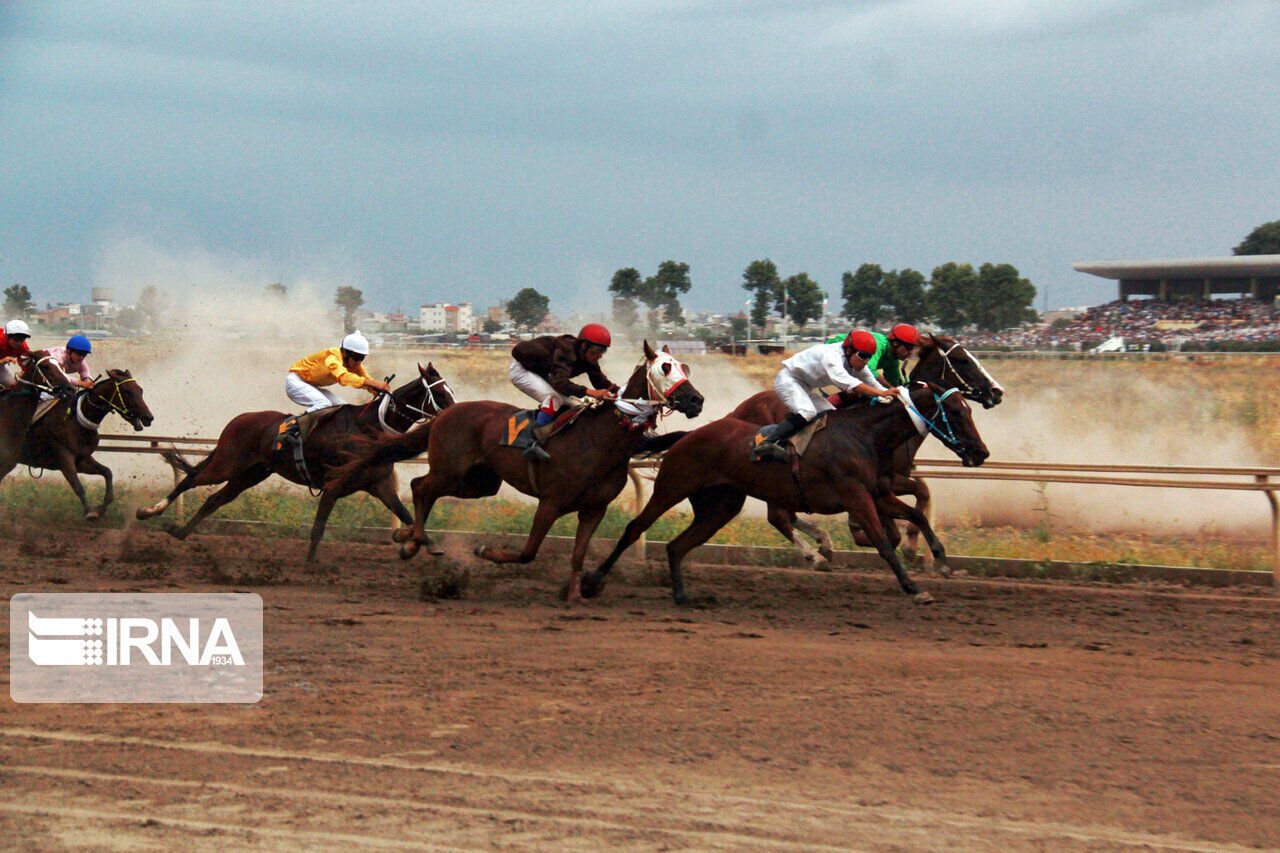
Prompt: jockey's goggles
<box><xmin>848</xmin><ymin>347</ymin><xmax>874</xmax><ymax>361</ymax></box>
<box><xmin>344</xmin><ymin>350</ymin><xmax>366</xmax><ymax>362</ymax></box>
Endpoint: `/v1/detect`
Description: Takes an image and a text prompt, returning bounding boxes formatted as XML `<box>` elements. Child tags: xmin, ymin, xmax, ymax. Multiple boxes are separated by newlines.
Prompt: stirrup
<box><xmin>522</xmin><ymin>441</ymin><xmax>551</xmax><ymax>462</ymax></box>
<box><xmin>751</xmin><ymin>441</ymin><xmax>790</xmax><ymax>463</ymax></box>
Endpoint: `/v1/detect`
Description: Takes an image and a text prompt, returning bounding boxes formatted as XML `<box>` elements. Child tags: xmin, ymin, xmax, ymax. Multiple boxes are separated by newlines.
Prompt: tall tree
<box><xmin>136</xmin><ymin>285</ymin><xmax>168</xmax><ymax>326</ymax></box>
<box><xmin>3</xmin><ymin>284</ymin><xmax>34</xmax><ymax>317</ymax></box>
<box><xmin>507</xmin><ymin>287</ymin><xmax>550</xmax><ymax>330</ymax></box>
<box><xmin>640</xmin><ymin>260</ymin><xmax>692</xmax><ymax>326</ymax></box>
<box><xmin>780</xmin><ymin>273</ymin><xmax>825</xmax><ymax>329</ymax></box>
<box><xmin>973</xmin><ymin>263</ymin><xmax>1037</xmax><ymax>330</ymax></box>
<box><xmin>334</xmin><ymin>286</ymin><xmax>364</xmax><ymax>333</ymax></box>
<box><xmin>926</xmin><ymin>262</ymin><xmax>978</xmax><ymax>330</ymax></box>
<box><xmin>841</xmin><ymin>264</ymin><xmax>890</xmax><ymax>325</ymax></box>
<box><xmin>885</xmin><ymin>268</ymin><xmax>928</xmax><ymax>324</ymax></box>
<box><xmin>1234</xmin><ymin>221</ymin><xmax>1280</xmax><ymax>255</ymax></box>
<box><xmin>608</xmin><ymin>267</ymin><xmax>642</xmax><ymax>328</ymax></box>
<box><xmin>741</xmin><ymin>259</ymin><xmax>780</xmax><ymax>328</ymax></box>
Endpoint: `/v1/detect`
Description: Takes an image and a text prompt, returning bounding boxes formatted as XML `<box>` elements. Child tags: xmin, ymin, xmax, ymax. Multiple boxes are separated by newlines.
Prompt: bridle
<box><xmin>376</xmin><ymin>375</ymin><xmax>453</xmax><ymax>433</ymax></box>
<box><xmin>14</xmin><ymin>354</ymin><xmax>72</xmax><ymax>398</ymax></box>
<box><xmin>898</xmin><ymin>386</ymin><xmax>968</xmax><ymax>452</ymax></box>
<box><xmin>75</xmin><ymin>374</ymin><xmax>146</xmax><ymax>429</ymax></box>
<box><xmin>929</xmin><ymin>341</ymin><xmax>1003</xmax><ymax>401</ymax></box>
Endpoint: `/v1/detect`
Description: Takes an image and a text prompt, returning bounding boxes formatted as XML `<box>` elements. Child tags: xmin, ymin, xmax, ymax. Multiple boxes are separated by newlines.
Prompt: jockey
<box><xmin>509</xmin><ymin>323</ymin><xmax>620</xmax><ymax>461</ymax></box>
<box><xmin>0</xmin><ymin>319</ymin><xmax>33</xmax><ymax>391</ymax></box>
<box><xmin>46</xmin><ymin>334</ymin><xmax>96</xmax><ymax>391</ymax></box>
<box><xmin>824</xmin><ymin>323</ymin><xmax>920</xmax><ymax>408</ymax></box>
<box><xmin>751</xmin><ymin>329</ymin><xmax>900</xmax><ymax>463</ymax></box>
<box><xmin>286</xmin><ymin>331</ymin><xmax>391</xmax><ymax>413</ymax></box>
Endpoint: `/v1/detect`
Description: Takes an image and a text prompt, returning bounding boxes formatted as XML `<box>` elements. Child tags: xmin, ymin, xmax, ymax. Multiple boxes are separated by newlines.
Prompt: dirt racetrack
<box><xmin>3</xmin><ymin>523</ymin><xmax>1279</xmax><ymax>852</ymax></box>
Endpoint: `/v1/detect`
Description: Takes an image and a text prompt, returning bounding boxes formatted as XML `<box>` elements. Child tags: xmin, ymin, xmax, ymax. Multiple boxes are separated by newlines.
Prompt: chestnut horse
<box><xmin>727</xmin><ymin>335</ymin><xmax>1003</xmax><ymax>571</ymax></box>
<box><xmin>19</xmin><ymin>369</ymin><xmax>154</xmax><ymax>519</ymax></box>
<box><xmin>326</xmin><ymin>341</ymin><xmax>704</xmax><ymax>601</ymax></box>
<box><xmin>582</xmin><ymin>383</ymin><xmax>990</xmax><ymax>606</ymax></box>
<box><xmin>135</xmin><ymin>363</ymin><xmax>455</xmax><ymax>562</ymax></box>
<box><xmin>0</xmin><ymin>351</ymin><xmax>76</xmax><ymax>484</ymax></box>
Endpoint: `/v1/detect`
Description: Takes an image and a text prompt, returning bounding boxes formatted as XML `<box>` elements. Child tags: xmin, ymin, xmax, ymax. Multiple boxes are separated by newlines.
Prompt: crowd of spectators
<box><xmin>962</xmin><ymin>297</ymin><xmax>1280</xmax><ymax>350</ymax></box>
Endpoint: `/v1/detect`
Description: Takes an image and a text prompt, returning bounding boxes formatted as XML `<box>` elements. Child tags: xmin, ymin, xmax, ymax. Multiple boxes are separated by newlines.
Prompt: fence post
<box><xmin>1261</xmin><ymin>476</ymin><xmax>1279</xmax><ymax>586</ymax></box>
<box><xmin>628</xmin><ymin>468</ymin><xmax>647</xmax><ymax>562</ymax></box>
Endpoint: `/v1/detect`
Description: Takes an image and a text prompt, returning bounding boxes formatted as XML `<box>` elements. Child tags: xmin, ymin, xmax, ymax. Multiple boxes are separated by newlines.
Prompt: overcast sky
<box><xmin>2</xmin><ymin>0</ymin><xmax>1278</xmax><ymax>319</ymax></box>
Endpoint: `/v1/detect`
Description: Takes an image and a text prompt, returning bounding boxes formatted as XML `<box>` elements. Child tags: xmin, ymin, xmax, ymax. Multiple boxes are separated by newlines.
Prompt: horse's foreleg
<box><xmin>663</xmin><ymin>486</ymin><xmax>746</xmax><ymax>605</ymax></box>
<box><xmin>563</xmin><ymin>505</ymin><xmax>608</xmax><ymax>603</ymax></box>
<box><xmin>75</xmin><ymin>455</ymin><xmax>113</xmax><ymax>519</ymax></box>
<box><xmin>50</xmin><ymin>449</ymin><xmax>93</xmax><ymax>517</ymax></box>
<box><xmin>366</xmin><ymin>473</ymin><xmax>439</xmax><ymax>555</ymax></box>
<box><xmin>475</xmin><ymin>499</ymin><xmax>562</xmax><ymax>565</ymax></box>
<box><xmin>888</xmin><ymin>474</ymin><xmax>932</xmax><ymax>569</ymax></box>
<box><xmin>581</xmin><ymin>477</ymin><xmax>692</xmax><ymax>600</ymax></box>
<box><xmin>164</xmin><ymin>468</ymin><xmax>270</xmax><ymax>541</ymax></box>
<box><xmin>305</xmin><ymin>489</ymin><xmax>340</xmax><ymax>564</ymax></box>
<box><xmin>875</xmin><ymin>491</ymin><xmax>952</xmax><ymax>579</ymax></box>
<box><xmin>792</xmin><ymin>514</ymin><xmax>835</xmax><ymax>563</ymax></box>
<box><xmin>844</xmin><ymin>486</ymin><xmax>931</xmax><ymax>604</ymax></box>
<box><xmin>399</xmin><ymin>474</ymin><xmax>445</xmax><ymax>559</ymax></box>
<box><xmin>767</xmin><ymin>504</ymin><xmax>829</xmax><ymax>572</ymax></box>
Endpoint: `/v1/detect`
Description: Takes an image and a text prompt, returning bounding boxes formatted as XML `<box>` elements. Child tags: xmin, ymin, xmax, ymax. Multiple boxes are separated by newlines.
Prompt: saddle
<box><xmin>274</xmin><ymin>407</ymin><xmax>343</xmax><ymax>488</ymax></box>
<box><xmin>750</xmin><ymin>413</ymin><xmax>829</xmax><ymax>460</ymax></box>
<box><xmin>31</xmin><ymin>396</ymin><xmax>66</xmax><ymax>425</ymax></box>
<box><xmin>500</xmin><ymin>403</ymin><xmax>587</xmax><ymax>452</ymax></box>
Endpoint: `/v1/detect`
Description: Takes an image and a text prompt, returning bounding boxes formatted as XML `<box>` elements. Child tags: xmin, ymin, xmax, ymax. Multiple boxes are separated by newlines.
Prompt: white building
<box><xmin>420</xmin><ymin>302</ymin><xmax>474</xmax><ymax>333</ymax></box>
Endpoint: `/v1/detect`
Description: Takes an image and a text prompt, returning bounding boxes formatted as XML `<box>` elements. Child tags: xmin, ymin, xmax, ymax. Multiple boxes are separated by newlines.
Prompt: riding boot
<box><xmin>751</xmin><ymin>412</ymin><xmax>809</xmax><ymax>463</ymax></box>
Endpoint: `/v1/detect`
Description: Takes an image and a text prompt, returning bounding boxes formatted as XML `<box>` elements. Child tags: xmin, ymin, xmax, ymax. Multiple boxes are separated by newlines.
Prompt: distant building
<box><xmin>420</xmin><ymin>302</ymin><xmax>474</xmax><ymax>333</ymax></box>
<box><xmin>1074</xmin><ymin>255</ymin><xmax>1280</xmax><ymax>302</ymax></box>
<box><xmin>488</xmin><ymin>303</ymin><xmax>509</xmax><ymax>324</ymax></box>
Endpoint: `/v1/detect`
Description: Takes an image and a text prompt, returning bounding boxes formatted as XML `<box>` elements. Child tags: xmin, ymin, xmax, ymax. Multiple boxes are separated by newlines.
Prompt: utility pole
<box><xmin>782</xmin><ymin>284</ymin><xmax>789</xmax><ymax>345</ymax></box>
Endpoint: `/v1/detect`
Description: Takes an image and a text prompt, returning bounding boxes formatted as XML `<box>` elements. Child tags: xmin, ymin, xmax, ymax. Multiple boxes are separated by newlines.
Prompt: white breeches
<box><xmin>0</xmin><ymin>363</ymin><xmax>18</xmax><ymax>389</ymax></box>
<box><xmin>509</xmin><ymin>361</ymin><xmax>562</xmax><ymax>411</ymax></box>
<box><xmin>774</xmin><ymin>368</ymin><xmax>835</xmax><ymax>421</ymax></box>
<box><xmin>285</xmin><ymin>372</ymin><xmax>345</xmax><ymax>412</ymax></box>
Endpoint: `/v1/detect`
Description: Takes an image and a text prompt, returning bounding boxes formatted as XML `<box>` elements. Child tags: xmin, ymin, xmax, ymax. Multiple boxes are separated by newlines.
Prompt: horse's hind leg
<box><xmin>767</xmin><ymin>504</ymin><xmax>829</xmax><ymax>572</ymax></box>
<box><xmin>875</xmin><ymin>491</ymin><xmax>953</xmax><ymax>579</ymax></box>
<box><xmin>475</xmin><ymin>499</ymin><xmax>563</xmax><ymax>565</ymax></box>
<box><xmin>398</xmin><ymin>473</ymin><xmax>447</xmax><ymax>559</ymax></box>
<box><xmin>562</xmin><ymin>505</ymin><xmax>608</xmax><ymax>604</ymax></box>
<box><xmin>581</xmin><ymin>474</ymin><xmax>695</xmax><ymax>600</ymax></box>
<box><xmin>366</xmin><ymin>472</ymin><xmax>440</xmax><ymax>554</ymax></box>
<box><xmin>665</xmin><ymin>486</ymin><xmax>746</xmax><ymax>605</ymax></box>
<box><xmin>163</xmin><ymin>467</ymin><xmax>271</xmax><ymax>541</ymax></box>
<box><xmin>843</xmin><ymin>485</ymin><xmax>931</xmax><ymax>604</ymax></box>
<box><xmin>75</xmin><ymin>455</ymin><xmax>113</xmax><ymax>519</ymax></box>
<box><xmin>136</xmin><ymin>448</ymin><xmax>234</xmax><ymax>519</ymax></box>
<box><xmin>891</xmin><ymin>474</ymin><xmax>933</xmax><ymax>570</ymax></box>
<box><xmin>792</xmin><ymin>513</ymin><xmax>835</xmax><ymax>563</ymax></box>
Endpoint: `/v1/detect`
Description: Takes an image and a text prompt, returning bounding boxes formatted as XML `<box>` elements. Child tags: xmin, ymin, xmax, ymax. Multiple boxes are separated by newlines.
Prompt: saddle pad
<box><xmin>31</xmin><ymin>397</ymin><xmax>63</xmax><ymax>425</ymax></box>
<box><xmin>502</xmin><ymin>410</ymin><xmax>538</xmax><ymax>449</ymax></box>
<box><xmin>751</xmin><ymin>414</ymin><xmax>828</xmax><ymax>459</ymax></box>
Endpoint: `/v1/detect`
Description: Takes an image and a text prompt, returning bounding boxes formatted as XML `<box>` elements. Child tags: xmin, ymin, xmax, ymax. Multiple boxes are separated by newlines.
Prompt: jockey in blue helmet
<box><xmin>48</xmin><ymin>333</ymin><xmax>95</xmax><ymax>390</ymax></box>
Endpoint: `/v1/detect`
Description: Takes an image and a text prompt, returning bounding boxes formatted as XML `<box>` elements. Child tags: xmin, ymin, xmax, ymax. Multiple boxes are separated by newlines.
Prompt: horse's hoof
<box><xmin>426</xmin><ymin>541</ymin><xmax>446</xmax><ymax>556</ymax></box>
<box><xmin>935</xmin><ymin>562</ymin><xmax>953</xmax><ymax>578</ymax></box>
<box><xmin>473</xmin><ymin>544</ymin><xmax>487</xmax><ymax>559</ymax></box>
<box><xmin>580</xmin><ymin>572</ymin><xmax>603</xmax><ymax>599</ymax></box>
<box><xmin>391</xmin><ymin>528</ymin><xmax>412</xmax><ymax>543</ymax></box>
<box><xmin>818</xmin><ymin>546</ymin><xmax>835</xmax><ymax>562</ymax></box>
<box><xmin>160</xmin><ymin>520</ymin><xmax>184</xmax><ymax>540</ymax></box>
<box><xmin>912</xmin><ymin>591</ymin><xmax>935</xmax><ymax>605</ymax></box>
<box><xmin>809</xmin><ymin>555</ymin><xmax>831</xmax><ymax>573</ymax></box>
<box><xmin>84</xmin><ymin>511</ymin><xmax>101</xmax><ymax>522</ymax></box>
<box><xmin>400</xmin><ymin>540</ymin><xmax>421</xmax><ymax>560</ymax></box>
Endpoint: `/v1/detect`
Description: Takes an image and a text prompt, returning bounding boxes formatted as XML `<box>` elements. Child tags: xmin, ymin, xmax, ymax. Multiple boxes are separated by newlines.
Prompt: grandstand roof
<box><xmin>1073</xmin><ymin>255</ymin><xmax>1280</xmax><ymax>279</ymax></box>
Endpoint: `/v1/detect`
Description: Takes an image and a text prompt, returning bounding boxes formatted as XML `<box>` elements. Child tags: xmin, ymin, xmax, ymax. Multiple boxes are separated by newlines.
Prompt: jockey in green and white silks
<box><xmin>824</xmin><ymin>322</ymin><xmax>920</xmax><ymax>407</ymax></box>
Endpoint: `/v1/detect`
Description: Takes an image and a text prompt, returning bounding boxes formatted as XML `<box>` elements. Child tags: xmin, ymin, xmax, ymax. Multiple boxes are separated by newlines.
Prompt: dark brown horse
<box><xmin>726</xmin><ymin>335</ymin><xmax>1003</xmax><ymax>571</ymax></box>
<box><xmin>135</xmin><ymin>363</ymin><xmax>455</xmax><ymax>562</ymax></box>
<box><xmin>327</xmin><ymin>341</ymin><xmax>704</xmax><ymax>601</ymax></box>
<box><xmin>19</xmin><ymin>370</ymin><xmax>154</xmax><ymax>519</ymax></box>
<box><xmin>582</xmin><ymin>383</ymin><xmax>990</xmax><ymax>606</ymax></box>
<box><xmin>0</xmin><ymin>351</ymin><xmax>76</xmax><ymax>484</ymax></box>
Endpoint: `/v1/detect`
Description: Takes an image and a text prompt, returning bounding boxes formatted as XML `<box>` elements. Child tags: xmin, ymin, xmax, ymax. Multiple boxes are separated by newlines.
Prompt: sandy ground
<box><xmin>2</xmin><ymin>523</ymin><xmax>1279</xmax><ymax>852</ymax></box>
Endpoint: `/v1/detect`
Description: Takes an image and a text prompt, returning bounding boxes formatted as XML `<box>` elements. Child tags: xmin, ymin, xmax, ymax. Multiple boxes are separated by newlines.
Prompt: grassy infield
<box><xmin>1</xmin><ymin>350</ymin><xmax>1275</xmax><ymax>573</ymax></box>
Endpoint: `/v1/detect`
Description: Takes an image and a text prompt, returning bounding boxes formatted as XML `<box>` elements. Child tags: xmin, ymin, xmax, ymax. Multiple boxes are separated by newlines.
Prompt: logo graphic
<box><xmin>11</xmin><ymin>593</ymin><xmax>262</xmax><ymax>703</ymax></box>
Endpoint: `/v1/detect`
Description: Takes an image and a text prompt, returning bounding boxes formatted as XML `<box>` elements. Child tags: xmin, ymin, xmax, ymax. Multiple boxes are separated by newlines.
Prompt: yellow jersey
<box><xmin>289</xmin><ymin>347</ymin><xmax>370</xmax><ymax>389</ymax></box>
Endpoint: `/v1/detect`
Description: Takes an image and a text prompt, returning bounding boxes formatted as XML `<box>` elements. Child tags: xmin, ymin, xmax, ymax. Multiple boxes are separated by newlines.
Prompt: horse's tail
<box><xmin>634</xmin><ymin>430</ymin><xmax>689</xmax><ymax>456</ymax></box>
<box><xmin>325</xmin><ymin>421</ymin><xmax>434</xmax><ymax>493</ymax></box>
<box><xmin>160</xmin><ymin>447</ymin><xmax>206</xmax><ymax>477</ymax></box>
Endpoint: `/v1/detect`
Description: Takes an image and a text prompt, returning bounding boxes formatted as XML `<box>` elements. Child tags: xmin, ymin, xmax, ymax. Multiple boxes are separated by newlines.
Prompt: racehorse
<box><xmin>19</xmin><ymin>369</ymin><xmax>154</xmax><ymax>519</ymax></box>
<box><xmin>135</xmin><ymin>363</ymin><xmax>455</xmax><ymax>563</ymax></box>
<box><xmin>726</xmin><ymin>335</ymin><xmax>1003</xmax><ymax>571</ymax></box>
<box><xmin>581</xmin><ymin>382</ymin><xmax>989</xmax><ymax>606</ymax></box>
<box><xmin>326</xmin><ymin>341</ymin><xmax>704</xmax><ymax>602</ymax></box>
<box><xmin>0</xmin><ymin>351</ymin><xmax>75</xmax><ymax>484</ymax></box>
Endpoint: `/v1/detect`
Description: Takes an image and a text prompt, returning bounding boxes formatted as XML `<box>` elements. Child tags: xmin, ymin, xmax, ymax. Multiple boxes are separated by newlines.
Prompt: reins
<box><xmin>898</xmin><ymin>387</ymin><xmax>964</xmax><ymax>450</ymax></box>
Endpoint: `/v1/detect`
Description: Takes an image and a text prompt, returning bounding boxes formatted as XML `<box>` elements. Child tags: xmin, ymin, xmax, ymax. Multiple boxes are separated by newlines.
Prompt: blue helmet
<box><xmin>67</xmin><ymin>334</ymin><xmax>92</xmax><ymax>354</ymax></box>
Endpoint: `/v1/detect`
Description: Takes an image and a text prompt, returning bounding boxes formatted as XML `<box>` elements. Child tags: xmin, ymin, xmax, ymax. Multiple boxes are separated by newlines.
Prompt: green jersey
<box><xmin>823</xmin><ymin>331</ymin><xmax>907</xmax><ymax>386</ymax></box>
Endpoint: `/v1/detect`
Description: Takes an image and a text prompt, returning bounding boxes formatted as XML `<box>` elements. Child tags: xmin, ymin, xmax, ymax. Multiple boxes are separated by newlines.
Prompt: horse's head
<box><xmin>912</xmin><ymin>335</ymin><xmax>1004</xmax><ymax>409</ymax></box>
<box><xmin>634</xmin><ymin>340</ymin><xmax>703</xmax><ymax>418</ymax></box>
<box><xmin>103</xmin><ymin>369</ymin><xmax>153</xmax><ymax>431</ymax></box>
<box><xmin>25</xmin><ymin>350</ymin><xmax>75</xmax><ymax>399</ymax></box>
<box><xmin>383</xmin><ymin>363</ymin><xmax>457</xmax><ymax>432</ymax></box>
<box><xmin>417</xmin><ymin>362</ymin><xmax>456</xmax><ymax>414</ymax></box>
<box><xmin>911</xmin><ymin>381</ymin><xmax>989</xmax><ymax>467</ymax></box>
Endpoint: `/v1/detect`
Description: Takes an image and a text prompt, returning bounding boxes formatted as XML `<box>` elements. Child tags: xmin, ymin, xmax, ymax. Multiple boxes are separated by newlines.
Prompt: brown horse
<box><xmin>582</xmin><ymin>383</ymin><xmax>990</xmax><ymax>606</ymax></box>
<box><xmin>135</xmin><ymin>363</ymin><xmax>455</xmax><ymax>562</ymax></box>
<box><xmin>327</xmin><ymin>341</ymin><xmax>704</xmax><ymax>601</ymax></box>
<box><xmin>19</xmin><ymin>370</ymin><xmax>154</xmax><ymax>519</ymax></box>
<box><xmin>726</xmin><ymin>335</ymin><xmax>1003</xmax><ymax>570</ymax></box>
<box><xmin>0</xmin><ymin>351</ymin><xmax>76</xmax><ymax>484</ymax></box>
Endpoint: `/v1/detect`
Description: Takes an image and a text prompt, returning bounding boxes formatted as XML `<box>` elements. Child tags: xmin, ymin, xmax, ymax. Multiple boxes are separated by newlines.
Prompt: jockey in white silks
<box><xmin>752</xmin><ymin>329</ymin><xmax>902</xmax><ymax>463</ymax></box>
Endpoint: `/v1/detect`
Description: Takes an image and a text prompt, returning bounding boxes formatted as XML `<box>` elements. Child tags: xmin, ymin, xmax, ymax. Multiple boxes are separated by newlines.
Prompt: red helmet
<box><xmin>889</xmin><ymin>323</ymin><xmax>920</xmax><ymax>346</ymax></box>
<box><xmin>842</xmin><ymin>329</ymin><xmax>877</xmax><ymax>359</ymax></box>
<box><xmin>578</xmin><ymin>323</ymin><xmax>611</xmax><ymax>348</ymax></box>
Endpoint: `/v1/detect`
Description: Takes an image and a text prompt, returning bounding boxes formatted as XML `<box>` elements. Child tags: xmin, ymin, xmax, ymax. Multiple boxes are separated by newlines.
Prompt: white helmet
<box><xmin>341</xmin><ymin>331</ymin><xmax>370</xmax><ymax>355</ymax></box>
<box><xmin>5</xmin><ymin>319</ymin><xmax>30</xmax><ymax>337</ymax></box>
